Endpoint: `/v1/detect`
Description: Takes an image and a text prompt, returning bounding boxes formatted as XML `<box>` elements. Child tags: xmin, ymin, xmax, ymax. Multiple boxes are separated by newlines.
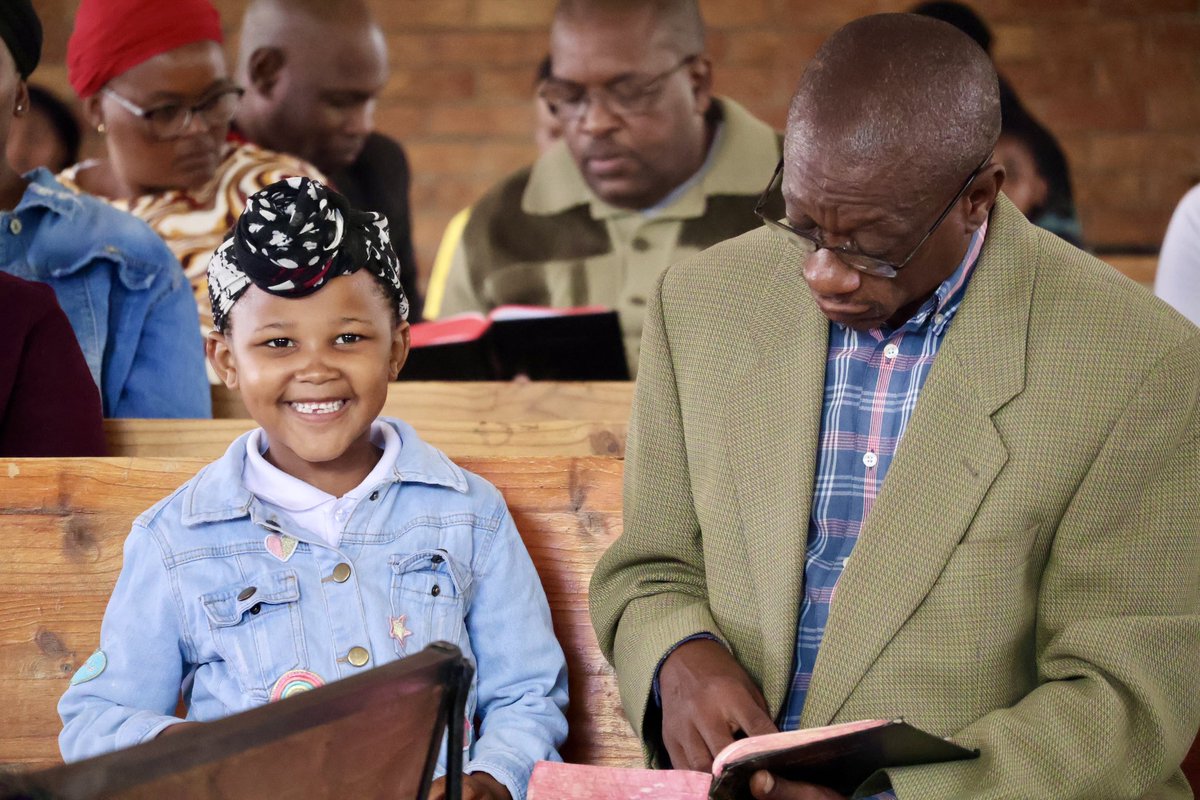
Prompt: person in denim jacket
<box><xmin>0</xmin><ymin>5</ymin><xmax>209</xmax><ymax>419</ymax></box>
<box><xmin>59</xmin><ymin>178</ymin><xmax>568</xmax><ymax>800</ymax></box>
<box><xmin>1</xmin><ymin>169</ymin><xmax>211</xmax><ymax>418</ymax></box>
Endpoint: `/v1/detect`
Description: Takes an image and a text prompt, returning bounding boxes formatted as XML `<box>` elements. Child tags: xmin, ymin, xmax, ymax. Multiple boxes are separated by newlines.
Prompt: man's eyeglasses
<box><xmin>538</xmin><ymin>55</ymin><xmax>697</xmax><ymax>121</ymax></box>
<box><xmin>102</xmin><ymin>86</ymin><xmax>245</xmax><ymax>141</ymax></box>
<box><xmin>754</xmin><ymin>153</ymin><xmax>992</xmax><ymax>278</ymax></box>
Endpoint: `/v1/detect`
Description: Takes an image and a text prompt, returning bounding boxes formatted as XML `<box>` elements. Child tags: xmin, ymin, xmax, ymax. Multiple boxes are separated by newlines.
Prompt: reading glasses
<box><xmin>754</xmin><ymin>153</ymin><xmax>992</xmax><ymax>279</ymax></box>
<box><xmin>538</xmin><ymin>55</ymin><xmax>698</xmax><ymax>121</ymax></box>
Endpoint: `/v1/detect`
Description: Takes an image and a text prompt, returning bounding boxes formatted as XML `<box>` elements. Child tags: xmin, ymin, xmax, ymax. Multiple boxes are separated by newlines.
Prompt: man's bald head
<box><xmin>235</xmin><ymin>0</ymin><xmax>388</xmax><ymax>174</ymax></box>
<box><xmin>238</xmin><ymin>0</ymin><xmax>377</xmax><ymax>62</ymax></box>
<box><xmin>786</xmin><ymin>13</ymin><xmax>999</xmax><ymax>196</ymax></box>
<box><xmin>553</xmin><ymin>0</ymin><xmax>705</xmax><ymax>57</ymax></box>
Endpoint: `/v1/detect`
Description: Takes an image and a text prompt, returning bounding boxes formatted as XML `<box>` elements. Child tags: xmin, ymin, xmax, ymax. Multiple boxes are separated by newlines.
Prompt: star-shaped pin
<box><xmin>389</xmin><ymin>615</ymin><xmax>414</xmax><ymax>651</ymax></box>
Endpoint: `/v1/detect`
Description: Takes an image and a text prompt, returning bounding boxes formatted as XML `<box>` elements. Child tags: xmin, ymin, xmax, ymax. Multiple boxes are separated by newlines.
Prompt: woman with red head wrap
<box><xmin>58</xmin><ymin>0</ymin><xmax>324</xmax><ymax>347</ymax></box>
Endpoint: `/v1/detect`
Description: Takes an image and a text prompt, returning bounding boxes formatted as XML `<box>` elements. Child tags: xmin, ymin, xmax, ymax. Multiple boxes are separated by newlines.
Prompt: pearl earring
<box><xmin>15</xmin><ymin>104</ymin><xmax>22</xmax><ymax>112</ymax></box>
<box><xmin>97</xmin><ymin>122</ymin><xmax>107</xmax><ymax>134</ymax></box>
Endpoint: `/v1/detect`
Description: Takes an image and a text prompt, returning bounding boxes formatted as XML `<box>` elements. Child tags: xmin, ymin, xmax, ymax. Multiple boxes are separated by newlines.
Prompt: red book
<box><xmin>528</xmin><ymin>719</ymin><xmax>978</xmax><ymax>800</ymax></box>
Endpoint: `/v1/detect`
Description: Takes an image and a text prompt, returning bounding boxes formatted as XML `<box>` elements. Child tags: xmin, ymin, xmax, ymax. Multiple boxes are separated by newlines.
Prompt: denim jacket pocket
<box><xmin>201</xmin><ymin>569</ymin><xmax>306</xmax><ymax>699</ymax></box>
<box><xmin>389</xmin><ymin>549</ymin><xmax>470</xmax><ymax>658</ymax></box>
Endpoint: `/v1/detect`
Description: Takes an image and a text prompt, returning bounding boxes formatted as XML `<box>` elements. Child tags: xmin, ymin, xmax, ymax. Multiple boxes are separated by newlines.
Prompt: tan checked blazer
<box><xmin>590</xmin><ymin>196</ymin><xmax>1200</xmax><ymax>798</ymax></box>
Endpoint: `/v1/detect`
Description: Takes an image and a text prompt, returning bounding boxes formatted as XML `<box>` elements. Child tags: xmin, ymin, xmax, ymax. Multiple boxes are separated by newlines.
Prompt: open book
<box><xmin>528</xmin><ymin>719</ymin><xmax>977</xmax><ymax>800</ymax></box>
<box><xmin>404</xmin><ymin>305</ymin><xmax>630</xmax><ymax>381</ymax></box>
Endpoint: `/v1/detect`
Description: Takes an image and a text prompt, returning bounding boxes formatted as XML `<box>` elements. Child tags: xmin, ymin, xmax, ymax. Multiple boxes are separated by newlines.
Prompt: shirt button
<box><xmin>431</xmin><ymin>584</ymin><xmax>441</xmax><ymax>597</ymax></box>
<box><xmin>862</xmin><ymin>452</ymin><xmax>878</xmax><ymax>468</ymax></box>
<box><xmin>632</xmin><ymin>237</ymin><xmax>651</xmax><ymax>252</ymax></box>
<box><xmin>369</xmin><ymin>491</ymin><xmax>379</xmax><ymax>501</ymax></box>
<box><xmin>8</xmin><ymin>218</ymin><xmax>22</xmax><ymax>235</ymax></box>
<box><xmin>331</xmin><ymin>563</ymin><xmax>352</xmax><ymax>583</ymax></box>
<box><xmin>237</xmin><ymin>586</ymin><xmax>257</xmax><ymax>601</ymax></box>
<box><xmin>934</xmin><ymin>313</ymin><xmax>945</xmax><ymax>325</ymax></box>
<box><xmin>883</xmin><ymin>343</ymin><xmax>899</xmax><ymax>360</ymax></box>
<box><xmin>628</xmin><ymin>295</ymin><xmax>646</xmax><ymax>307</ymax></box>
<box><xmin>347</xmin><ymin>646</ymin><xmax>370</xmax><ymax>667</ymax></box>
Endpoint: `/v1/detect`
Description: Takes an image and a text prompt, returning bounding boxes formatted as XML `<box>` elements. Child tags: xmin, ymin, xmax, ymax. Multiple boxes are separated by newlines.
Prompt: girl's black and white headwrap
<box><xmin>207</xmin><ymin>177</ymin><xmax>409</xmax><ymax>332</ymax></box>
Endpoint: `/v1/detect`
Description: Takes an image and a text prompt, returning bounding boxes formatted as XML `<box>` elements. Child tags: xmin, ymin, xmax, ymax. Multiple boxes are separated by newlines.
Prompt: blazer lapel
<box><xmin>799</xmin><ymin>199</ymin><xmax>1036</xmax><ymax>727</ymax></box>
<box><xmin>726</xmin><ymin>249</ymin><xmax>829</xmax><ymax>714</ymax></box>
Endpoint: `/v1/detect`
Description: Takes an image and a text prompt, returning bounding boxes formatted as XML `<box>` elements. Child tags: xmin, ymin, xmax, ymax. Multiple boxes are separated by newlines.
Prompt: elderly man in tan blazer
<box><xmin>590</xmin><ymin>13</ymin><xmax>1199</xmax><ymax>800</ymax></box>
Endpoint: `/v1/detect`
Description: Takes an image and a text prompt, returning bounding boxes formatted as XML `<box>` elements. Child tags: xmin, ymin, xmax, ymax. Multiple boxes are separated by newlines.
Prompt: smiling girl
<box><xmin>58</xmin><ymin>178</ymin><xmax>568</xmax><ymax>800</ymax></box>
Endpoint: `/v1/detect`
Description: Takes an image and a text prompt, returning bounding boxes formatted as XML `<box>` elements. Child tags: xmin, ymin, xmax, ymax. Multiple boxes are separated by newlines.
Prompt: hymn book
<box><xmin>404</xmin><ymin>305</ymin><xmax>629</xmax><ymax>381</ymax></box>
<box><xmin>527</xmin><ymin>719</ymin><xmax>978</xmax><ymax>800</ymax></box>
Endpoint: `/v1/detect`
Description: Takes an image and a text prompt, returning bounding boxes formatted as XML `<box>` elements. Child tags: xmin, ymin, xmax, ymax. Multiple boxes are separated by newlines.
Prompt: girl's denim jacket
<box><xmin>59</xmin><ymin>418</ymin><xmax>568</xmax><ymax>800</ymax></box>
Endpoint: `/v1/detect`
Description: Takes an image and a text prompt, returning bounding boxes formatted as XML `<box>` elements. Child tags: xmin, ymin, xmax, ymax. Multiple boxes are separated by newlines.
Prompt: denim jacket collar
<box><xmin>180</xmin><ymin>417</ymin><xmax>470</xmax><ymax>526</ymax></box>
<box><xmin>18</xmin><ymin>168</ymin><xmax>81</xmax><ymax>221</ymax></box>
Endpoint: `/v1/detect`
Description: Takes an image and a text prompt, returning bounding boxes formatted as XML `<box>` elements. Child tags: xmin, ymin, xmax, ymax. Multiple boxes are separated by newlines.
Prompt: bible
<box><xmin>527</xmin><ymin>719</ymin><xmax>978</xmax><ymax>800</ymax></box>
<box><xmin>403</xmin><ymin>306</ymin><xmax>630</xmax><ymax>381</ymax></box>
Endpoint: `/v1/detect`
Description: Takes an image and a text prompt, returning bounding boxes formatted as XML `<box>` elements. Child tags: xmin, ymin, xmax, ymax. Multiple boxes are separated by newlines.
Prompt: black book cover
<box><xmin>708</xmin><ymin>720</ymin><xmax>978</xmax><ymax>799</ymax></box>
<box><xmin>402</xmin><ymin>308</ymin><xmax>629</xmax><ymax>381</ymax></box>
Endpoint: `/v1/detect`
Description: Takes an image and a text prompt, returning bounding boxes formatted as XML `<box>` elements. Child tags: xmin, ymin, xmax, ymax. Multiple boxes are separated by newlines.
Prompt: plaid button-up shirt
<box><xmin>781</xmin><ymin>222</ymin><xmax>988</xmax><ymax>734</ymax></box>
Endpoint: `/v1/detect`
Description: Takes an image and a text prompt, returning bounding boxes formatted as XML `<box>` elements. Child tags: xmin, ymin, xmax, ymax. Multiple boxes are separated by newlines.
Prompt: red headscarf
<box><xmin>67</xmin><ymin>0</ymin><xmax>223</xmax><ymax>99</ymax></box>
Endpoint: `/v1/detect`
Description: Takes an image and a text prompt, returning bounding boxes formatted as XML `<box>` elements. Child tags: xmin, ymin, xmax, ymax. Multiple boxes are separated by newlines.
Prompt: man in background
<box><xmin>234</xmin><ymin>0</ymin><xmax>423</xmax><ymax>319</ymax></box>
<box><xmin>431</xmin><ymin>0</ymin><xmax>781</xmax><ymax>375</ymax></box>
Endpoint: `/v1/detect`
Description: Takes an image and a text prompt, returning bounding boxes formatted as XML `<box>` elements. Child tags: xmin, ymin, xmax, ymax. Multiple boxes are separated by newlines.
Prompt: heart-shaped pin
<box><xmin>265</xmin><ymin>533</ymin><xmax>298</xmax><ymax>562</ymax></box>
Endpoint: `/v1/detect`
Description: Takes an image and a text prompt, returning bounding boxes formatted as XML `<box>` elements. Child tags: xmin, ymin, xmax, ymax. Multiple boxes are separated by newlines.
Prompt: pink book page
<box><xmin>711</xmin><ymin>719</ymin><xmax>891</xmax><ymax>776</ymax></box>
<box><xmin>527</xmin><ymin>762</ymin><xmax>712</xmax><ymax>800</ymax></box>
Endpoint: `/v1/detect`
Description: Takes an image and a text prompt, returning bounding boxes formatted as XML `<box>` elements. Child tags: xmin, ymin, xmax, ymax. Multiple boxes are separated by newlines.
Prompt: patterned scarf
<box><xmin>207</xmin><ymin>177</ymin><xmax>408</xmax><ymax>332</ymax></box>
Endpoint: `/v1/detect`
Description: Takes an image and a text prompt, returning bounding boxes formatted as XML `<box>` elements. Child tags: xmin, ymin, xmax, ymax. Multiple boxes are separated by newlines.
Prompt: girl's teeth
<box><xmin>291</xmin><ymin>400</ymin><xmax>345</xmax><ymax>414</ymax></box>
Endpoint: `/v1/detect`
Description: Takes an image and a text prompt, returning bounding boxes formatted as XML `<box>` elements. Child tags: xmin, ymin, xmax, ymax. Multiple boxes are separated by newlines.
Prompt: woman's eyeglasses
<box><xmin>102</xmin><ymin>86</ymin><xmax>245</xmax><ymax>141</ymax></box>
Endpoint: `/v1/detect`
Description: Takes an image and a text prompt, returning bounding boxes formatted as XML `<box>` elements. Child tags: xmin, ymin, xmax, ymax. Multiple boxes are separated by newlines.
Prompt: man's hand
<box><xmin>658</xmin><ymin>638</ymin><xmax>778</xmax><ymax>771</ymax></box>
<box><xmin>428</xmin><ymin>772</ymin><xmax>511</xmax><ymax>800</ymax></box>
<box><xmin>749</xmin><ymin>771</ymin><xmax>848</xmax><ymax>800</ymax></box>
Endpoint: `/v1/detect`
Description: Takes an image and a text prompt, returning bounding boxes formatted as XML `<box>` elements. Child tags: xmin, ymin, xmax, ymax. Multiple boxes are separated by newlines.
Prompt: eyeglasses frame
<box><xmin>754</xmin><ymin>152</ymin><xmax>993</xmax><ymax>278</ymax></box>
<box><xmin>101</xmin><ymin>86</ymin><xmax>246</xmax><ymax>140</ymax></box>
<box><xmin>538</xmin><ymin>54</ymin><xmax>700</xmax><ymax>122</ymax></box>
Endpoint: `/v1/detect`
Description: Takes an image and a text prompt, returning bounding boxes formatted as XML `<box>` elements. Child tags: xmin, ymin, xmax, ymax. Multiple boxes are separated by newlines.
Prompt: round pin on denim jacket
<box><xmin>57</xmin><ymin>418</ymin><xmax>568</xmax><ymax>800</ymax></box>
<box><xmin>0</xmin><ymin>168</ymin><xmax>210</xmax><ymax>418</ymax></box>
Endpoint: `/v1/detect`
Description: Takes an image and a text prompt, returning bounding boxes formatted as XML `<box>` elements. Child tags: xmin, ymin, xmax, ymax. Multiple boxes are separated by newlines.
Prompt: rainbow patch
<box><xmin>269</xmin><ymin>669</ymin><xmax>325</xmax><ymax>702</ymax></box>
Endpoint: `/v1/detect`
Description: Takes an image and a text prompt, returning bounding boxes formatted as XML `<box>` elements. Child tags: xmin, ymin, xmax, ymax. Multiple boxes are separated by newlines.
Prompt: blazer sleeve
<box><xmin>886</xmin><ymin>335</ymin><xmax>1200</xmax><ymax>799</ymax></box>
<box><xmin>589</xmin><ymin>269</ymin><xmax>725</xmax><ymax>756</ymax></box>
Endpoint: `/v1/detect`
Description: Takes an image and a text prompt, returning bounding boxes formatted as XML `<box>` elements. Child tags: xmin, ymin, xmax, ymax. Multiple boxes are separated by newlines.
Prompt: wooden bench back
<box><xmin>211</xmin><ymin>381</ymin><xmax>635</xmax><ymax>422</ymax></box>
<box><xmin>0</xmin><ymin>456</ymin><xmax>641</xmax><ymax>770</ymax></box>
<box><xmin>104</xmin><ymin>419</ymin><xmax>627</xmax><ymax>459</ymax></box>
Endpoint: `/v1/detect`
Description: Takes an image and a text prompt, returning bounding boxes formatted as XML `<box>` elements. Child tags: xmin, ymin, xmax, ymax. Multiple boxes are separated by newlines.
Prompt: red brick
<box><xmin>371</xmin><ymin>0</ymin><xmax>473</xmax><ymax>30</ymax></box>
<box><xmin>992</xmin><ymin>24</ymin><xmax>1037</xmax><ymax>61</ymax></box>
<box><xmin>383</xmin><ymin>69</ymin><xmax>476</xmax><ymax>103</ymax></box>
<box><xmin>1090</xmin><ymin>0</ymin><xmax>1195</xmax><ymax>13</ymax></box>
<box><xmin>391</xmin><ymin>32</ymin><xmax>549</xmax><ymax>68</ymax></box>
<box><xmin>478</xmin><ymin>68</ymin><xmax>546</xmax><ymax>103</ymax></box>
<box><xmin>426</xmin><ymin>104</ymin><xmax>538</xmax><ymax>139</ymax></box>
<box><xmin>699</xmin><ymin>0</ymin><xmax>773</xmax><ymax>27</ymax></box>
<box><xmin>475</xmin><ymin>0</ymin><xmax>556</xmax><ymax>28</ymax></box>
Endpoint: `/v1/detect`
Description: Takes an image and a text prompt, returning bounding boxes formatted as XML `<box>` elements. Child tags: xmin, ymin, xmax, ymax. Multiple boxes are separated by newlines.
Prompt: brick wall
<box><xmin>28</xmin><ymin>0</ymin><xmax>1200</xmax><ymax>288</ymax></box>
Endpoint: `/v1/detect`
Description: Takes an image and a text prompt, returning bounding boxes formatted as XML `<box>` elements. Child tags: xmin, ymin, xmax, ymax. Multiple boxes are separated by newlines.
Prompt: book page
<box><xmin>489</xmin><ymin>304</ymin><xmax>613</xmax><ymax>321</ymax></box>
<box><xmin>527</xmin><ymin>762</ymin><xmax>712</xmax><ymax>800</ymax></box>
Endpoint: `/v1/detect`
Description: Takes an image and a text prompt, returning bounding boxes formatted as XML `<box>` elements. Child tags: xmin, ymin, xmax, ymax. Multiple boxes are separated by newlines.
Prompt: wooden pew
<box><xmin>211</xmin><ymin>381</ymin><xmax>635</xmax><ymax>422</ymax></box>
<box><xmin>0</xmin><ymin>456</ymin><xmax>641</xmax><ymax>771</ymax></box>
<box><xmin>1103</xmin><ymin>252</ymin><xmax>1157</xmax><ymax>287</ymax></box>
<box><xmin>104</xmin><ymin>419</ymin><xmax>628</xmax><ymax>459</ymax></box>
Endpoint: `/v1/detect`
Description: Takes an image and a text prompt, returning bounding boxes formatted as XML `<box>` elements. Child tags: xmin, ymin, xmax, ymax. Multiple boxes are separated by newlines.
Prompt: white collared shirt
<box><xmin>242</xmin><ymin>420</ymin><xmax>402</xmax><ymax>547</ymax></box>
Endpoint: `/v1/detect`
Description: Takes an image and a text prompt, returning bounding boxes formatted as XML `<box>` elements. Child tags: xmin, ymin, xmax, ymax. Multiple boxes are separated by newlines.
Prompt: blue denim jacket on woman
<box><xmin>0</xmin><ymin>169</ymin><xmax>210</xmax><ymax>418</ymax></box>
<box><xmin>58</xmin><ymin>418</ymin><xmax>568</xmax><ymax>800</ymax></box>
